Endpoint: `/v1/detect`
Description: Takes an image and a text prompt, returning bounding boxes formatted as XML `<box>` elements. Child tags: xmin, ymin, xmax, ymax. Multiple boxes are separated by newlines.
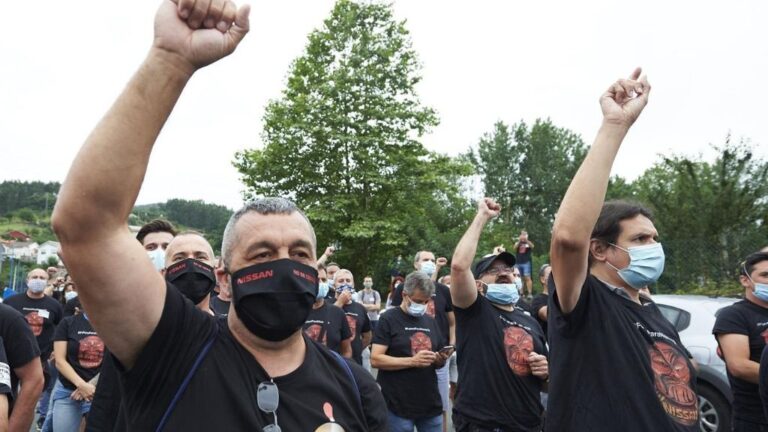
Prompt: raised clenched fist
<box><xmin>478</xmin><ymin>198</ymin><xmax>501</xmax><ymax>220</ymax></box>
<box><xmin>153</xmin><ymin>0</ymin><xmax>250</xmax><ymax>72</ymax></box>
<box><xmin>600</xmin><ymin>67</ymin><xmax>651</xmax><ymax>128</ymax></box>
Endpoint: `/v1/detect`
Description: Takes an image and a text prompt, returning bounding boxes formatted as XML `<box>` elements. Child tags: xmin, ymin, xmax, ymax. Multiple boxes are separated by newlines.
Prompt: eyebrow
<box><xmin>243</xmin><ymin>239</ymin><xmax>315</xmax><ymax>255</ymax></box>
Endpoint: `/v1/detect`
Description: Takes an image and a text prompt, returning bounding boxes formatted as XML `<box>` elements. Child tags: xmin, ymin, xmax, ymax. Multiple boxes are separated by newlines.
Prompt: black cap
<box><xmin>472</xmin><ymin>252</ymin><xmax>516</xmax><ymax>278</ymax></box>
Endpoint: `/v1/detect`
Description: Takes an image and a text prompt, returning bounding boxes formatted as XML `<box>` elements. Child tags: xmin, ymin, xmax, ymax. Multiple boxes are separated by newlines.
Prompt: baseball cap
<box><xmin>472</xmin><ymin>252</ymin><xmax>516</xmax><ymax>278</ymax></box>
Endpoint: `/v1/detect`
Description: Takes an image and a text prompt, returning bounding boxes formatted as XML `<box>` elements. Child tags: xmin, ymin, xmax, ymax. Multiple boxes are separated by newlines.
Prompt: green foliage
<box><xmin>622</xmin><ymin>136</ymin><xmax>768</xmax><ymax>294</ymax></box>
<box><xmin>45</xmin><ymin>256</ymin><xmax>60</xmax><ymax>267</ymax></box>
<box><xmin>16</xmin><ymin>208</ymin><xmax>36</xmax><ymax>224</ymax></box>
<box><xmin>130</xmin><ymin>199</ymin><xmax>232</xmax><ymax>253</ymax></box>
<box><xmin>234</xmin><ymin>0</ymin><xmax>473</xmax><ymax>280</ymax></box>
<box><xmin>0</xmin><ymin>181</ymin><xmax>59</xmax><ymax>216</ymax></box>
<box><xmin>470</xmin><ymin>118</ymin><xmax>587</xmax><ymax>266</ymax></box>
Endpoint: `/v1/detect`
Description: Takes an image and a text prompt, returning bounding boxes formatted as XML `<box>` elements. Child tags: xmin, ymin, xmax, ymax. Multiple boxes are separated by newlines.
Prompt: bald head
<box><xmin>27</xmin><ymin>268</ymin><xmax>49</xmax><ymax>281</ymax></box>
<box><xmin>165</xmin><ymin>232</ymin><xmax>216</xmax><ymax>268</ymax></box>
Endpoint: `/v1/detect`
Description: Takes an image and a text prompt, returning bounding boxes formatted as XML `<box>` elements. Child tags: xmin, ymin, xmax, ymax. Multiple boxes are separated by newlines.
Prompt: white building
<box><xmin>36</xmin><ymin>241</ymin><xmax>62</xmax><ymax>265</ymax></box>
<box><xmin>4</xmin><ymin>241</ymin><xmax>39</xmax><ymax>262</ymax></box>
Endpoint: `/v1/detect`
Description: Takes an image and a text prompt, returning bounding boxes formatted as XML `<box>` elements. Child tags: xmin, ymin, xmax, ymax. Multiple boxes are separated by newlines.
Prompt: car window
<box><xmin>657</xmin><ymin>304</ymin><xmax>691</xmax><ymax>332</ymax></box>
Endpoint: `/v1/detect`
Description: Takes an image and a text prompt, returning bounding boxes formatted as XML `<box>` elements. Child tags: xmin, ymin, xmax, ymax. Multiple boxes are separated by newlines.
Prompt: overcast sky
<box><xmin>2</xmin><ymin>1</ymin><xmax>766</xmax><ymax>210</ymax></box>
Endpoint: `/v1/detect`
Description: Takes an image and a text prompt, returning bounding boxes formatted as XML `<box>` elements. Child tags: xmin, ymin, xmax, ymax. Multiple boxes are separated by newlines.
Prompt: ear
<box><xmin>740</xmin><ymin>274</ymin><xmax>753</xmax><ymax>291</ymax></box>
<box><xmin>474</xmin><ymin>280</ymin><xmax>484</xmax><ymax>294</ymax></box>
<box><xmin>589</xmin><ymin>239</ymin><xmax>610</xmax><ymax>263</ymax></box>
<box><xmin>216</xmin><ymin>266</ymin><xmax>232</xmax><ymax>301</ymax></box>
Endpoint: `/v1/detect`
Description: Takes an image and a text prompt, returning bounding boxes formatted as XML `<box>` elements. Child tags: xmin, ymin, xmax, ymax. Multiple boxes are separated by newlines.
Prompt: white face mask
<box><xmin>147</xmin><ymin>248</ymin><xmax>166</xmax><ymax>271</ymax></box>
<box><xmin>28</xmin><ymin>279</ymin><xmax>47</xmax><ymax>294</ymax></box>
<box><xmin>65</xmin><ymin>291</ymin><xmax>78</xmax><ymax>302</ymax></box>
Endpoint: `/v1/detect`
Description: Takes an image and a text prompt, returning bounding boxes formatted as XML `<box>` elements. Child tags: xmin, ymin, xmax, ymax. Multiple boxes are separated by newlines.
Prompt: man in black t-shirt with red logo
<box><xmin>713</xmin><ymin>251</ymin><xmax>768</xmax><ymax>431</ymax></box>
<box><xmin>333</xmin><ymin>269</ymin><xmax>372</xmax><ymax>365</ymax></box>
<box><xmin>53</xmin><ymin>2</ymin><xmax>387</xmax><ymax>430</ymax></box>
<box><xmin>548</xmin><ymin>69</ymin><xmax>700</xmax><ymax>431</ymax></box>
<box><xmin>450</xmin><ymin>199</ymin><xmax>549</xmax><ymax>431</ymax></box>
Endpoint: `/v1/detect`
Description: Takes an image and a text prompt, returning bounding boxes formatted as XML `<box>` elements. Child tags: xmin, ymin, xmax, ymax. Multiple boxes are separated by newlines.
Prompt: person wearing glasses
<box><xmin>371</xmin><ymin>271</ymin><xmax>451</xmax><ymax>431</ymax></box>
<box><xmin>449</xmin><ymin>199</ymin><xmax>549</xmax><ymax>431</ymax></box>
<box><xmin>51</xmin><ymin>1</ymin><xmax>387</xmax><ymax>431</ymax></box>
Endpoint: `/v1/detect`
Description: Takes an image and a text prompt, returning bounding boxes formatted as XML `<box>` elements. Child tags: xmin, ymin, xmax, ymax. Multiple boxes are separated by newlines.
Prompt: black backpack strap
<box><xmin>155</xmin><ymin>325</ymin><xmax>219</xmax><ymax>432</ymax></box>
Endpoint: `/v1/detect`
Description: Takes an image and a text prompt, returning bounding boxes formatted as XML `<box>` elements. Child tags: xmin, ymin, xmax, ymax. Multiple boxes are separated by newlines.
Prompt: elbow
<box><xmin>370</xmin><ymin>356</ymin><xmax>381</xmax><ymax>369</ymax></box>
<box><xmin>550</xmin><ymin>227</ymin><xmax>587</xmax><ymax>254</ymax></box>
<box><xmin>450</xmin><ymin>262</ymin><xmax>471</xmax><ymax>276</ymax></box>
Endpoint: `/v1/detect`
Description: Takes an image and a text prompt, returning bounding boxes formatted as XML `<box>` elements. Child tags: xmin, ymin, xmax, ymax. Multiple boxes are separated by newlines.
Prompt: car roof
<box><xmin>653</xmin><ymin>294</ymin><xmax>740</xmax><ymax>314</ymax></box>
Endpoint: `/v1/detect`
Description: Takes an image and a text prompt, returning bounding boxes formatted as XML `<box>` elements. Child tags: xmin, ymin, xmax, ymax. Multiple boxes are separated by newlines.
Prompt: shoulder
<box><xmin>0</xmin><ymin>304</ymin><xmax>22</xmax><ymax>320</ymax></box>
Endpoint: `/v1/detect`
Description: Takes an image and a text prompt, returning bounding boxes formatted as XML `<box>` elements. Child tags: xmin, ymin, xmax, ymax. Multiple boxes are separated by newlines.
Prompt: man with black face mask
<box><xmin>163</xmin><ymin>231</ymin><xmax>219</xmax><ymax>314</ymax></box>
<box><xmin>52</xmin><ymin>1</ymin><xmax>386</xmax><ymax>431</ymax></box>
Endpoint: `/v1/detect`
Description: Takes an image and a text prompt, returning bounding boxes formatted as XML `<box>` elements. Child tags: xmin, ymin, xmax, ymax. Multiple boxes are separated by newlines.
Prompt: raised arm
<box><xmin>450</xmin><ymin>198</ymin><xmax>500</xmax><ymax>308</ymax></box>
<box><xmin>51</xmin><ymin>0</ymin><xmax>250</xmax><ymax>369</ymax></box>
<box><xmin>550</xmin><ymin>68</ymin><xmax>650</xmax><ymax>314</ymax></box>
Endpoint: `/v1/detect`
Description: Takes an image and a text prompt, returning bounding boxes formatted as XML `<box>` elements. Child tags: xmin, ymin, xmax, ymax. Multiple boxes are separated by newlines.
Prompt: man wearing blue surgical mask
<box><xmin>714</xmin><ymin>252</ymin><xmax>768</xmax><ymax>431</ymax></box>
<box><xmin>450</xmin><ymin>198</ymin><xmax>549</xmax><ymax>431</ymax></box>
<box><xmin>136</xmin><ymin>219</ymin><xmax>178</xmax><ymax>271</ymax></box>
<box><xmin>390</xmin><ymin>251</ymin><xmax>456</xmax><ymax>430</ymax></box>
<box><xmin>548</xmin><ymin>69</ymin><xmax>700</xmax><ymax>431</ymax></box>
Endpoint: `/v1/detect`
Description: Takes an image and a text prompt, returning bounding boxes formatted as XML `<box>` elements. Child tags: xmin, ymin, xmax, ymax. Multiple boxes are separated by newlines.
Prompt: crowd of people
<box><xmin>1</xmin><ymin>1</ymin><xmax>768</xmax><ymax>431</ymax></box>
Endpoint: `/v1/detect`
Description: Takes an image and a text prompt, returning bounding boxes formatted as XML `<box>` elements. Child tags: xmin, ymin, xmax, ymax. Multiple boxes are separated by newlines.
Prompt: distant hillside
<box><xmin>1</xmin><ymin>181</ymin><xmax>232</xmax><ymax>253</ymax></box>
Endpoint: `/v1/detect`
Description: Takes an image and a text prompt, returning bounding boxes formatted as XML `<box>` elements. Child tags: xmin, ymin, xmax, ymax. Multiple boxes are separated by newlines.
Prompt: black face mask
<box><xmin>165</xmin><ymin>258</ymin><xmax>217</xmax><ymax>305</ymax></box>
<box><xmin>230</xmin><ymin>259</ymin><xmax>318</xmax><ymax>342</ymax></box>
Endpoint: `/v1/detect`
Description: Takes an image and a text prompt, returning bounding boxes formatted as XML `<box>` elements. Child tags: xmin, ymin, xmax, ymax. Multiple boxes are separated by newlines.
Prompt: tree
<box><xmin>633</xmin><ymin>136</ymin><xmax>768</xmax><ymax>293</ymax></box>
<box><xmin>17</xmin><ymin>208</ymin><xmax>36</xmax><ymax>224</ymax></box>
<box><xmin>46</xmin><ymin>256</ymin><xmax>60</xmax><ymax>267</ymax></box>
<box><xmin>234</xmin><ymin>0</ymin><xmax>471</xmax><ymax>278</ymax></box>
<box><xmin>470</xmin><ymin>118</ymin><xmax>587</xmax><ymax>258</ymax></box>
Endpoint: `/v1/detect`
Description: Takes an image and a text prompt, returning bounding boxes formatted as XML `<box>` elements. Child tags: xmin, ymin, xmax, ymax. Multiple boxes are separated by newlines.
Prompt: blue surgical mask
<box><xmin>607</xmin><ymin>243</ymin><xmax>665</xmax><ymax>289</ymax></box>
<box><xmin>420</xmin><ymin>261</ymin><xmax>436</xmax><ymax>276</ymax></box>
<box><xmin>65</xmin><ymin>291</ymin><xmax>78</xmax><ymax>302</ymax></box>
<box><xmin>514</xmin><ymin>278</ymin><xmax>523</xmax><ymax>291</ymax></box>
<box><xmin>744</xmin><ymin>267</ymin><xmax>768</xmax><ymax>302</ymax></box>
<box><xmin>485</xmin><ymin>283</ymin><xmax>520</xmax><ymax>305</ymax></box>
<box><xmin>317</xmin><ymin>282</ymin><xmax>329</xmax><ymax>300</ymax></box>
<box><xmin>407</xmin><ymin>299</ymin><xmax>427</xmax><ymax>316</ymax></box>
<box><xmin>147</xmin><ymin>248</ymin><xmax>166</xmax><ymax>271</ymax></box>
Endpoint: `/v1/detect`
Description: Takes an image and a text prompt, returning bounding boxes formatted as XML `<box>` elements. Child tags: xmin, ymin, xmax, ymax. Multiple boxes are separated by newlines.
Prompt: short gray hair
<box><xmin>403</xmin><ymin>271</ymin><xmax>435</xmax><ymax>297</ymax></box>
<box><xmin>221</xmin><ymin>198</ymin><xmax>316</xmax><ymax>269</ymax></box>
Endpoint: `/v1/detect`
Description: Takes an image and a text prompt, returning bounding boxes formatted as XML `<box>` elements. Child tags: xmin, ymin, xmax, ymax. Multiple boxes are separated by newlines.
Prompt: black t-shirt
<box><xmin>4</xmin><ymin>294</ymin><xmax>63</xmax><ymax>359</ymax></box>
<box><xmin>54</xmin><ymin>314</ymin><xmax>104</xmax><ymax>390</ymax></box>
<box><xmin>63</xmin><ymin>297</ymin><xmax>81</xmax><ymax>318</ymax></box>
<box><xmin>391</xmin><ymin>282</ymin><xmax>453</xmax><ymax>347</ymax></box>
<box><xmin>530</xmin><ymin>293</ymin><xmax>548</xmax><ymax>336</ymax></box>
<box><xmin>712</xmin><ymin>299</ymin><xmax>768</xmax><ymax>424</ymax></box>
<box><xmin>209</xmin><ymin>294</ymin><xmax>230</xmax><ymax>317</ymax></box>
<box><xmin>0</xmin><ymin>341</ymin><xmax>11</xmax><ymax>399</ymax></box>
<box><xmin>515</xmin><ymin>241</ymin><xmax>533</xmax><ymax>264</ymax></box>
<box><xmin>341</xmin><ymin>301</ymin><xmax>371</xmax><ymax>365</ymax></box>
<box><xmin>453</xmin><ymin>295</ymin><xmax>547</xmax><ymax>431</ymax></box>
<box><xmin>374</xmin><ymin>307</ymin><xmax>443</xmax><ymax>419</ymax></box>
<box><xmin>0</xmin><ymin>304</ymin><xmax>40</xmax><ymax>402</ymax></box>
<box><xmin>303</xmin><ymin>303</ymin><xmax>352</xmax><ymax>354</ymax></box>
<box><xmin>118</xmin><ymin>284</ymin><xmax>387</xmax><ymax>431</ymax></box>
<box><xmin>548</xmin><ymin>274</ymin><xmax>699</xmax><ymax>431</ymax></box>
<box><xmin>760</xmin><ymin>345</ymin><xmax>768</xmax><ymax>423</ymax></box>
<box><xmin>85</xmin><ymin>348</ymin><xmax>126</xmax><ymax>432</ymax></box>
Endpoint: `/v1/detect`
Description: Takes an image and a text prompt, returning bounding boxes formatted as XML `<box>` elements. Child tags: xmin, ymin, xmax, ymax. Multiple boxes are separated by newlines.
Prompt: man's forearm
<box><xmin>54</xmin><ymin>49</ymin><xmax>193</xmax><ymax>240</ymax></box>
<box><xmin>8</xmin><ymin>378</ymin><xmax>43</xmax><ymax>432</ymax></box>
<box><xmin>552</xmin><ymin>123</ymin><xmax>628</xmax><ymax>243</ymax></box>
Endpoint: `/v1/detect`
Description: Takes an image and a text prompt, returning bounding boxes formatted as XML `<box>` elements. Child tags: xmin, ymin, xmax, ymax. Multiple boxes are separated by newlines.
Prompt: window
<box><xmin>657</xmin><ymin>304</ymin><xmax>691</xmax><ymax>332</ymax></box>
